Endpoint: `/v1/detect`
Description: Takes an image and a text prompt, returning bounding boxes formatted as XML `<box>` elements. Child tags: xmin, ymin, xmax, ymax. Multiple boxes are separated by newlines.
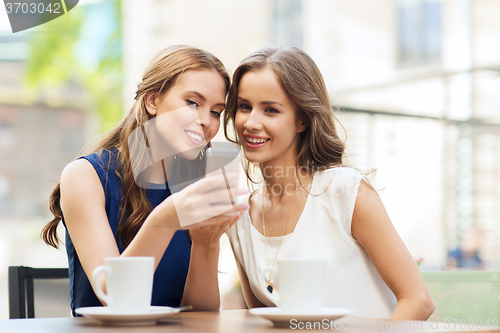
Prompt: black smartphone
<box><xmin>205</xmin><ymin>142</ymin><xmax>240</xmax><ymax>174</ymax></box>
<box><xmin>205</xmin><ymin>142</ymin><xmax>241</xmax><ymax>206</ymax></box>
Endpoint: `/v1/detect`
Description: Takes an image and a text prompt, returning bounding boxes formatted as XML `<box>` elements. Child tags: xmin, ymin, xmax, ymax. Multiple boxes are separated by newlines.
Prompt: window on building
<box><xmin>274</xmin><ymin>0</ymin><xmax>302</xmax><ymax>48</ymax></box>
<box><xmin>397</xmin><ymin>0</ymin><xmax>442</xmax><ymax>66</ymax></box>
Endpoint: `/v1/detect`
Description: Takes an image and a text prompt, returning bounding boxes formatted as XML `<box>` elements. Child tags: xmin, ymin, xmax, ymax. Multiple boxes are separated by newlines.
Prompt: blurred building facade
<box><xmin>122</xmin><ymin>0</ymin><xmax>500</xmax><ymax>269</ymax></box>
<box><xmin>0</xmin><ymin>34</ymin><xmax>94</xmax><ymax>219</ymax></box>
<box><xmin>0</xmin><ymin>31</ymin><xmax>94</xmax><ymax>318</ymax></box>
<box><xmin>305</xmin><ymin>0</ymin><xmax>500</xmax><ymax>268</ymax></box>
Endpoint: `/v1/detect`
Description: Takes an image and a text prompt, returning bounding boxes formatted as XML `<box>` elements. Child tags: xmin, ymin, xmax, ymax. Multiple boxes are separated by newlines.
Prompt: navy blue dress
<box><xmin>64</xmin><ymin>148</ymin><xmax>191</xmax><ymax>316</ymax></box>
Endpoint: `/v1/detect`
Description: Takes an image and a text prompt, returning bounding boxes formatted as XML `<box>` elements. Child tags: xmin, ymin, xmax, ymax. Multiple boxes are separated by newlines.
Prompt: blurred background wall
<box><xmin>1</xmin><ymin>0</ymin><xmax>499</xmax><ymax>319</ymax></box>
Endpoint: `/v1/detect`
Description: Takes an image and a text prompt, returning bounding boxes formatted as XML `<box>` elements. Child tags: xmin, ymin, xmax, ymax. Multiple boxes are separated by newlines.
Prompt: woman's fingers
<box><xmin>193</xmin><ymin>202</ymin><xmax>247</xmax><ymax>222</ymax></box>
<box><xmin>171</xmin><ymin>171</ymin><xmax>248</xmax><ymax>228</ymax></box>
<box><xmin>201</xmin><ymin>187</ymin><xmax>248</xmax><ymax>206</ymax></box>
<box><xmin>189</xmin><ymin>212</ymin><xmax>241</xmax><ymax>244</ymax></box>
<box><xmin>154</xmin><ymin>169</ymin><xmax>247</xmax><ymax>228</ymax></box>
<box><xmin>195</xmin><ymin>172</ymin><xmax>240</xmax><ymax>194</ymax></box>
<box><xmin>221</xmin><ymin>203</ymin><xmax>248</xmax><ymax>216</ymax></box>
<box><xmin>173</xmin><ymin>192</ymin><xmax>246</xmax><ymax>227</ymax></box>
<box><xmin>195</xmin><ymin>209</ymin><xmax>242</xmax><ymax>229</ymax></box>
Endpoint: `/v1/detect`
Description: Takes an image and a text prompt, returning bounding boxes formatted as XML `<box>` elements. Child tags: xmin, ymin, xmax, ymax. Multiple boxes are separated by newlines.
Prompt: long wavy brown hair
<box><xmin>223</xmin><ymin>46</ymin><xmax>346</xmax><ymax>186</ymax></box>
<box><xmin>42</xmin><ymin>45</ymin><xmax>230</xmax><ymax>249</ymax></box>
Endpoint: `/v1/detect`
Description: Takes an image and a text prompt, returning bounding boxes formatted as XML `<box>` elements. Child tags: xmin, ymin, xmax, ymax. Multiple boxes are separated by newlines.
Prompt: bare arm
<box><xmin>60</xmin><ymin>159</ymin><xmax>178</xmax><ymax>301</ymax></box>
<box><xmin>351</xmin><ymin>180</ymin><xmax>435</xmax><ymax>321</ymax></box>
<box><xmin>230</xmin><ymin>245</ymin><xmax>266</xmax><ymax>309</ymax></box>
<box><xmin>181</xmin><ymin>219</ymin><xmax>239</xmax><ymax>311</ymax></box>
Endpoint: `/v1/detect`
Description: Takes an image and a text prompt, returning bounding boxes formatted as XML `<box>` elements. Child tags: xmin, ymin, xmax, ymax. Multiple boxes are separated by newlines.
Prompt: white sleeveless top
<box><xmin>227</xmin><ymin>167</ymin><xmax>397</xmax><ymax>318</ymax></box>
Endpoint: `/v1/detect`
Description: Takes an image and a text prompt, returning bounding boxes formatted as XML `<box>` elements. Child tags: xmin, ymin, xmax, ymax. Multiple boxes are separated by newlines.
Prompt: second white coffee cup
<box><xmin>263</xmin><ymin>258</ymin><xmax>326</xmax><ymax>314</ymax></box>
<box><xmin>92</xmin><ymin>257</ymin><xmax>155</xmax><ymax>314</ymax></box>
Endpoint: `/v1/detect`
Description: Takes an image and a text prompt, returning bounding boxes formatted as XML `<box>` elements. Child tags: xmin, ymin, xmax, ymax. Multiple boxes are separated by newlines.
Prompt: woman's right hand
<box><xmin>153</xmin><ymin>172</ymin><xmax>248</xmax><ymax>229</ymax></box>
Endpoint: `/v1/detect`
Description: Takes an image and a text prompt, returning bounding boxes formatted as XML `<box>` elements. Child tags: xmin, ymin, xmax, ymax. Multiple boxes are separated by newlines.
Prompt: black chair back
<box><xmin>8</xmin><ymin>266</ymin><xmax>70</xmax><ymax>319</ymax></box>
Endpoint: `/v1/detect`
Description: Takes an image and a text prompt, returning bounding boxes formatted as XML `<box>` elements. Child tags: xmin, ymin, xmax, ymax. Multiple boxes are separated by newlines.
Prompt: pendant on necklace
<box><xmin>266</xmin><ymin>283</ymin><xmax>274</xmax><ymax>294</ymax></box>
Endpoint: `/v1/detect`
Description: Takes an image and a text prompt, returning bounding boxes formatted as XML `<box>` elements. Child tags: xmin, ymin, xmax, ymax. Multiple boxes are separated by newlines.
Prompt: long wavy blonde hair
<box><xmin>42</xmin><ymin>45</ymin><xmax>230</xmax><ymax>248</ymax></box>
<box><xmin>223</xmin><ymin>46</ymin><xmax>345</xmax><ymax>185</ymax></box>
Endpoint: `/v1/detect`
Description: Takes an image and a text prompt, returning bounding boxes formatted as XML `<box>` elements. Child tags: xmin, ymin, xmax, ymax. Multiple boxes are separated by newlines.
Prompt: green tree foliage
<box><xmin>24</xmin><ymin>1</ymin><xmax>123</xmax><ymax>129</ymax></box>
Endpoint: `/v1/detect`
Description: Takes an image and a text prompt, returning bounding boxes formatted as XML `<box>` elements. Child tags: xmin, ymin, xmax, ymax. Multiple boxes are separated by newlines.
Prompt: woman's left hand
<box><xmin>189</xmin><ymin>214</ymin><xmax>240</xmax><ymax>250</ymax></box>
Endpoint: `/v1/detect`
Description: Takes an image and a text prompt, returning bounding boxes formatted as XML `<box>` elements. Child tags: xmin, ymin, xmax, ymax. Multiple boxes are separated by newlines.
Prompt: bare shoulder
<box><xmin>353</xmin><ymin>179</ymin><xmax>390</xmax><ymax>234</ymax></box>
<box><xmin>61</xmin><ymin>158</ymin><xmax>96</xmax><ymax>177</ymax></box>
<box><xmin>353</xmin><ymin>179</ymin><xmax>385</xmax><ymax>222</ymax></box>
<box><xmin>60</xmin><ymin>159</ymin><xmax>103</xmax><ymax>199</ymax></box>
<box><xmin>358</xmin><ymin>178</ymin><xmax>378</xmax><ymax>197</ymax></box>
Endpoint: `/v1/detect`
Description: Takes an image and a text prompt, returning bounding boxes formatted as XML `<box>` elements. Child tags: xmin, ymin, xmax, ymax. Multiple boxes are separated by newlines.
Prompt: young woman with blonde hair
<box><xmin>42</xmin><ymin>45</ymin><xmax>248</xmax><ymax>315</ymax></box>
<box><xmin>224</xmin><ymin>47</ymin><xmax>434</xmax><ymax>320</ymax></box>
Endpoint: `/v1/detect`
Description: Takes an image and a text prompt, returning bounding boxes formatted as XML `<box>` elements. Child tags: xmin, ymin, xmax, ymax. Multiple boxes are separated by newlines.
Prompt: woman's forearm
<box><xmin>390</xmin><ymin>296</ymin><xmax>435</xmax><ymax>321</ymax></box>
<box><xmin>181</xmin><ymin>243</ymin><xmax>221</xmax><ymax>311</ymax></box>
<box><xmin>121</xmin><ymin>202</ymin><xmax>178</xmax><ymax>270</ymax></box>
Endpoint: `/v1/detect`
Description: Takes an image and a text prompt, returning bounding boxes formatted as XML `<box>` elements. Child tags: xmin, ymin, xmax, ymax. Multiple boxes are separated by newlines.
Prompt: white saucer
<box><xmin>75</xmin><ymin>306</ymin><xmax>180</xmax><ymax>326</ymax></box>
<box><xmin>249</xmin><ymin>307</ymin><xmax>353</xmax><ymax>327</ymax></box>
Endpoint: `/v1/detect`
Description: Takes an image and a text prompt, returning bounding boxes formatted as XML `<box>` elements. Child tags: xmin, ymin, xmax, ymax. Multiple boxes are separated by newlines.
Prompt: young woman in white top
<box><xmin>223</xmin><ymin>47</ymin><xmax>434</xmax><ymax>320</ymax></box>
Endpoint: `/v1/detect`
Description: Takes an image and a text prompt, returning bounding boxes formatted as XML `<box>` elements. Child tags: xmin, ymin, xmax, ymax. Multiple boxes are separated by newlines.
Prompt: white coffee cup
<box><xmin>263</xmin><ymin>258</ymin><xmax>326</xmax><ymax>314</ymax></box>
<box><xmin>92</xmin><ymin>257</ymin><xmax>155</xmax><ymax>314</ymax></box>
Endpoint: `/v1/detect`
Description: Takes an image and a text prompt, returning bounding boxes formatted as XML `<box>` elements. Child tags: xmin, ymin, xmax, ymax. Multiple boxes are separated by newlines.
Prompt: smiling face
<box><xmin>234</xmin><ymin>67</ymin><xmax>307</xmax><ymax>167</ymax></box>
<box><xmin>145</xmin><ymin>68</ymin><xmax>226</xmax><ymax>160</ymax></box>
